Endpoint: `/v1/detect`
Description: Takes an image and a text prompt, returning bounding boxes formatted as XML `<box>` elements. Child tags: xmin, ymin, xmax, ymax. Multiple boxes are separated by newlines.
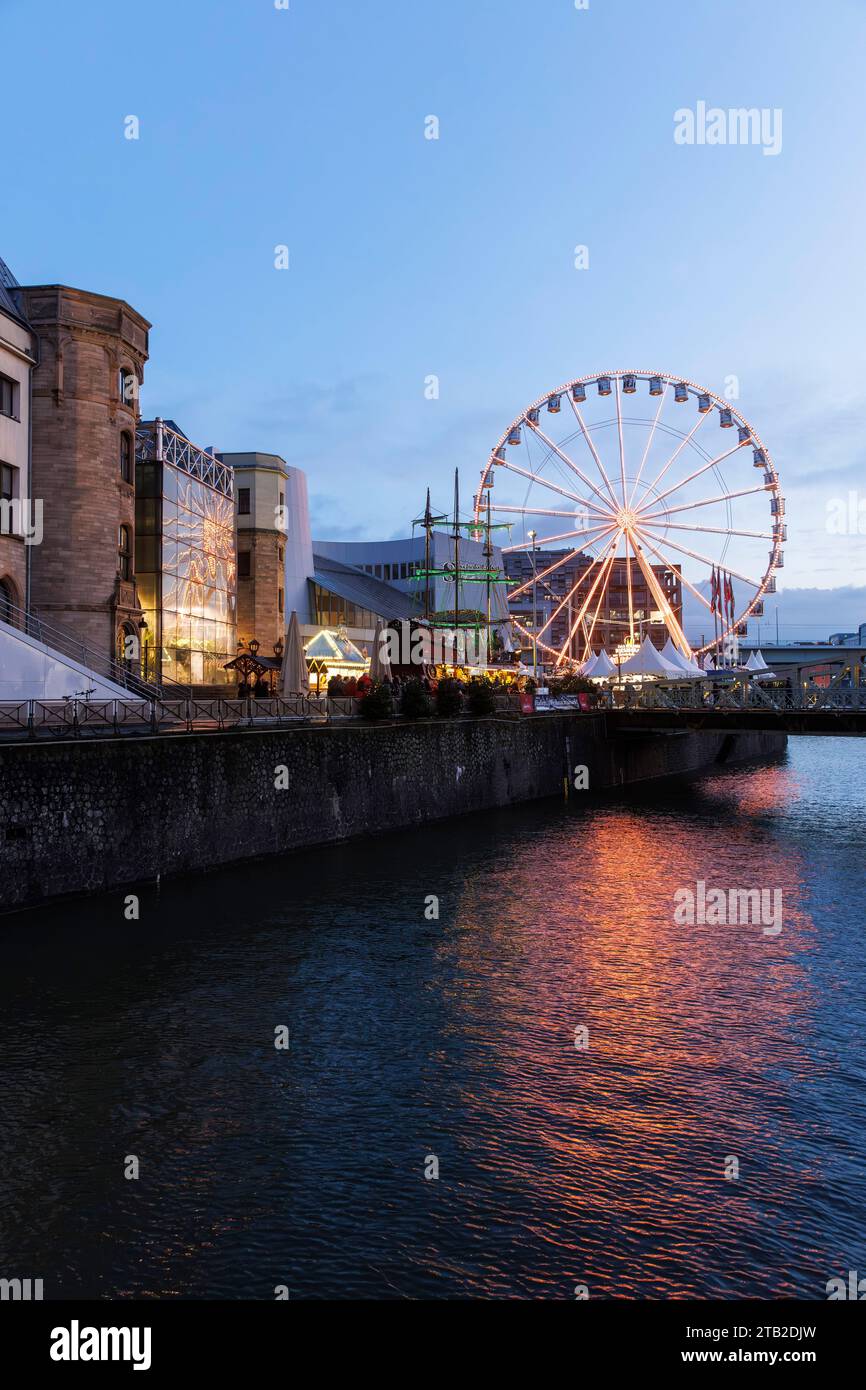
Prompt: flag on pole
<box><xmin>724</xmin><ymin>572</ymin><xmax>734</xmax><ymax>622</ymax></box>
<box><xmin>710</xmin><ymin>566</ymin><xmax>719</xmax><ymax>614</ymax></box>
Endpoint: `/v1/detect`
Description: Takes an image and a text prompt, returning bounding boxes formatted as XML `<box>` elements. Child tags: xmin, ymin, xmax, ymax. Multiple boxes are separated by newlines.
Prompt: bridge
<box><xmin>598</xmin><ymin>675</ymin><xmax>866</xmax><ymax>736</ymax></box>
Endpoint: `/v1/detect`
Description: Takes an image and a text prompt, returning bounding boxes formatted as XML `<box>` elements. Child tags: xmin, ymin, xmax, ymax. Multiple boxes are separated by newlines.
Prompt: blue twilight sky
<box><xmin>2</xmin><ymin>0</ymin><xmax>865</xmax><ymax>636</ymax></box>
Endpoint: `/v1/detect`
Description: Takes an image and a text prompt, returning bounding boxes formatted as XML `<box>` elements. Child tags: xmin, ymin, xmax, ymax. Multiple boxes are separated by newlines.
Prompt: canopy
<box><xmin>745</xmin><ymin>649</ymin><xmax>771</xmax><ymax>671</ymax></box>
<box><xmin>662</xmin><ymin>637</ymin><xmax>705</xmax><ymax>678</ymax></box>
<box><xmin>587</xmin><ymin>647</ymin><xmax>617</xmax><ymax>678</ymax></box>
<box><xmin>618</xmin><ymin>636</ymin><xmax>684</xmax><ymax>678</ymax></box>
<box><xmin>581</xmin><ymin>651</ymin><xmax>598</xmax><ymax>677</ymax></box>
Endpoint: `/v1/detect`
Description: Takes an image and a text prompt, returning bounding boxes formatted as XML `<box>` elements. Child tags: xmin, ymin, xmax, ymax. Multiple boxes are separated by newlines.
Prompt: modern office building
<box><xmin>315</xmin><ymin>532</ymin><xmax>511</xmax><ymax>632</ymax></box>
<box><xmin>18</xmin><ymin>280</ymin><xmax>150</xmax><ymax>658</ymax></box>
<box><xmin>0</xmin><ymin>257</ymin><xmax>37</xmax><ymax>623</ymax></box>
<box><xmin>136</xmin><ymin>420</ymin><xmax>237</xmax><ymax>688</ymax></box>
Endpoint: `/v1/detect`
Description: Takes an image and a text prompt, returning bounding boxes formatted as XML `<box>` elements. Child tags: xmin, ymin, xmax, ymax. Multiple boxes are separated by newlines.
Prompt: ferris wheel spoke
<box><xmin>526</xmin><ymin>420</ymin><xmax>616</xmax><ymax>514</ymax></box>
<box><xmin>555</xmin><ymin>531</ymin><xmax>622</xmax><ymax>668</ymax></box>
<box><xmin>641</xmin><ymin>482</ymin><xmax>768</xmax><ymax>523</ymax></box>
<box><xmin>630</xmin><ymin>537</ymin><xmax>692</xmax><ymax>655</ymax></box>
<box><xmin>648</xmin><ymin>520</ymin><xmax>775</xmax><ymax>541</ymax></box>
<box><xmin>634</xmin><ymin>526</ymin><xmax>714</xmax><ymax>613</ymax></box>
<box><xmin>506</xmin><ymin>525</ymin><xmax>618</xmax><ymax>599</ymax></box>
<box><xmin>533</xmin><ymin>530</ymin><xmax>621</xmax><ymax>641</ymax></box>
<box><xmin>565</xmin><ymin>393</ymin><xmax>621</xmax><ymax>507</ymax></box>
<box><xmin>634</xmin><ymin>523</ymin><xmax>763</xmax><ymax>590</ymax></box>
<box><xmin>504</xmin><ymin>523</ymin><xmax>614</xmax><ymax>553</ymax></box>
<box><xmin>642</xmin><ymin>412</ymin><xmax>709</xmax><ymax>496</ymax></box>
<box><xmin>640</xmin><ymin>440</ymin><xmax>749</xmax><ymax>512</ymax></box>
<box><xmin>615</xmin><ymin>377</ymin><xmax>628</xmax><ymax>506</ymax></box>
<box><xmin>488</xmin><ymin>504</ymin><xmax>605</xmax><ymax>520</ymax></box>
<box><xmin>628</xmin><ymin>383</ymin><xmax>668</xmax><ymax>509</ymax></box>
<box><xmin>495</xmin><ymin>457</ymin><xmax>614</xmax><ymax>518</ymax></box>
<box><xmin>583</xmin><ymin>572</ymin><xmax>608</xmax><ymax>664</ymax></box>
<box><xmin>623</xmin><ymin>528</ymin><xmax>635</xmax><ymax>643</ymax></box>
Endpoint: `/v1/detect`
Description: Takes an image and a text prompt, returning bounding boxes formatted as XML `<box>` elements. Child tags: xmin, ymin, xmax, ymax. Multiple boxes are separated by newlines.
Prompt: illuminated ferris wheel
<box><xmin>474</xmin><ymin>370</ymin><xmax>785</xmax><ymax>666</ymax></box>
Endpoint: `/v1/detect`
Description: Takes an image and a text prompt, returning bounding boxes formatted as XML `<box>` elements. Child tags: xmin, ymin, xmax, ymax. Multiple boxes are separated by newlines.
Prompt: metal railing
<box><xmin>0</xmin><ymin>691</ymin><xmax>530</xmax><ymax>741</ymax></box>
<box><xmin>614</xmin><ymin>680</ymin><xmax>866</xmax><ymax>714</ymax></box>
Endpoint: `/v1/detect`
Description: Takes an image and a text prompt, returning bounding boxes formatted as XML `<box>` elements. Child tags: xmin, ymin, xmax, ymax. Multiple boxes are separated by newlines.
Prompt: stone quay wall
<box><xmin>0</xmin><ymin>716</ymin><xmax>787</xmax><ymax>910</ymax></box>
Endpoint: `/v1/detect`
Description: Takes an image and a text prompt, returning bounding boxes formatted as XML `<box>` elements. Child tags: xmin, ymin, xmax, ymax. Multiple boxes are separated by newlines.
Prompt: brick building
<box><xmin>504</xmin><ymin>549</ymin><xmax>683</xmax><ymax>659</ymax></box>
<box><xmin>19</xmin><ymin>283</ymin><xmax>150</xmax><ymax>660</ymax></box>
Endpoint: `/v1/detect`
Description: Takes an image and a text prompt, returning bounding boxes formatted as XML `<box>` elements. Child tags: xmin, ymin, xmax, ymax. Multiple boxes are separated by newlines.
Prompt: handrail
<box><xmin>0</xmin><ymin>601</ymin><xmax>191</xmax><ymax>700</ymax></box>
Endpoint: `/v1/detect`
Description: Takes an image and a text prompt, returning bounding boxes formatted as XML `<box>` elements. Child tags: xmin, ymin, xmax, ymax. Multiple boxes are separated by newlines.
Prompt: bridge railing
<box><xmin>619</xmin><ymin>679</ymin><xmax>866</xmax><ymax>714</ymax></box>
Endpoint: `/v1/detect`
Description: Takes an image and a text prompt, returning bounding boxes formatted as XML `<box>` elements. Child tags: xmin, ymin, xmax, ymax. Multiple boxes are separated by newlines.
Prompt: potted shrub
<box><xmin>359</xmin><ymin>681</ymin><xmax>394</xmax><ymax>721</ymax></box>
<box><xmin>467</xmin><ymin>677</ymin><xmax>496</xmax><ymax>716</ymax></box>
<box><xmin>435</xmin><ymin>677</ymin><xmax>463</xmax><ymax>718</ymax></box>
<box><xmin>400</xmin><ymin>678</ymin><xmax>434</xmax><ymax>721</ymax></box>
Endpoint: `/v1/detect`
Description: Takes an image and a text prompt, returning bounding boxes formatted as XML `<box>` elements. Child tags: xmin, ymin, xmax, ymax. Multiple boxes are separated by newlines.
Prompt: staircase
<box><xmin>0</xmin><ymin>602</ymin><xmax>190</xmax><ymax>700</ymax></box>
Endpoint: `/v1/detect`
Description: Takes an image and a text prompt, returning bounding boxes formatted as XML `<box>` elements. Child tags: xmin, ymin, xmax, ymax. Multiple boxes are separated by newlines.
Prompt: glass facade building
<box><xmin>136</xmin><ymin>421</ymin><xmax>237</xmax><ymax>687</ymax></box>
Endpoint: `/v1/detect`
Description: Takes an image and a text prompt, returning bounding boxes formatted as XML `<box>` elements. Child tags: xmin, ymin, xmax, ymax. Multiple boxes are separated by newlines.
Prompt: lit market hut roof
<box><xmin>304</xmin><ymin>629</ymin><xmax>368</xmax><ymax>667</ymax></box>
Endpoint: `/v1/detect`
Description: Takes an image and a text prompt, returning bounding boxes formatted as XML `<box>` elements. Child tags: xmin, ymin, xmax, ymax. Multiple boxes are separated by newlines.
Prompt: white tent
<box><xmin>586</xmin><ymin>647</ymin><xmax>617</xmax><ymax>679</ymax></box>
<box><xmin>581</xmin><ymin>651</ymin><xmax>598</xmax><ymax>677</ymax></box>
<box><xmin>662</xmin><ymin>637</ymin><xmax>705</xmax><ymax>678</ymax></box>
<box><xmin>618</xmin><ymin>636</ymin><xmax>684</xmax><ymax>678</ymax></box>
<box><xmin>746</xmin><ymin>649</ymin><xmax>770</xmax><ymax>670</ymax></box>
<box><xmin>280</xmin><ymin>610</ymin><xmax>309</xmax><ymax>696</ymax></box>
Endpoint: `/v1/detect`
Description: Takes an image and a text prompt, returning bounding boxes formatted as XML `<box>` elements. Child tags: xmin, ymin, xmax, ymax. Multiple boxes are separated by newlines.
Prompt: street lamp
<box><xmin>528</xmin><ymin>530</ymin><xmax>538</xmax><ymax>682</ymax></box>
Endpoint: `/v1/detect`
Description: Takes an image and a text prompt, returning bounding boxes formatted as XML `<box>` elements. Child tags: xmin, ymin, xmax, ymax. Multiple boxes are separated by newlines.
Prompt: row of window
<box><xmin>236</xmin><ymin>487</ymin><xmax>286</xmax><ymax>518</ymax></box>
<box><xmin>361</xmin><ymin>560</ymin><xmax>418</xmax><ymax>581</ymax></box>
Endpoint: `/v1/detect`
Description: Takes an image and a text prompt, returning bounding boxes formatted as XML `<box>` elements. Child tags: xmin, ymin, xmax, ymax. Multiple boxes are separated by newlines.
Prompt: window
<box><xmin>278</xmin><ymin>588</ymin><xmax>284</xmax><ymax>613</ymax></box>
<box><xmin>238</xmin><ymin>551</ymin><xmax>251</xmax><ymax>578</ymax></box>
<box><xmin>0</xmin><ymin>374</ymin><xmax>17</xmax><ymax>419</ymax></box>
<box><xmin>118</xmin><ymin>524</ymin><xmax>132</xmax><ymax>581</ymax></box>
<box><xmin>278</xmin><ymin>546</ymin><xmax>284</xmax><ymax>564</ymax></box>
<box><xmin>118</xmin><ymin>369</ymin><xmax>136</xmax><ymax>409</ymax></box>
<box><xmin>384</xmin><ymin>564</ymin><xmax>391</xmax><ymax>580</ymax></box>
<box><xmin>0</xmin><ymin>462</ymin><xmax>15</xmax><ymax>534</ymax></box>
<box><xmin>238</xmin><ymin>488</ymin><xmax>251</xmax><ymax>515</ymax></box>
<box><xmin>120</xmin><ymin>431</ymin><xmax>133</xmax><ymax>483</ymax></box>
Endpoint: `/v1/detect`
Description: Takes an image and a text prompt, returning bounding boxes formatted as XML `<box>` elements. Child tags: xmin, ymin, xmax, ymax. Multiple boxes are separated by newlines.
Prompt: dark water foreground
<box><xmin>0</xmin><ymin>737</ymin><xmax>863</xmax><ymax>1300</ymax></box>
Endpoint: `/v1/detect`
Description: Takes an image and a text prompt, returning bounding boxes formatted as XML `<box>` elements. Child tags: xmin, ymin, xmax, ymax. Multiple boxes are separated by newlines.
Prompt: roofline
<box><xmin>17</xmin><ymin>283</ymin><xmax>152</xmax><ymax>331</ymax></box>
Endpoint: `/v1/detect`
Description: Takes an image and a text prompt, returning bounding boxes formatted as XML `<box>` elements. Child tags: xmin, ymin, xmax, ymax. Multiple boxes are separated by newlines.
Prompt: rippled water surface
<box><xmin>1</xmin><ymin>737</ymin><xmax>864</xmax><ymax>1299</ymax></box>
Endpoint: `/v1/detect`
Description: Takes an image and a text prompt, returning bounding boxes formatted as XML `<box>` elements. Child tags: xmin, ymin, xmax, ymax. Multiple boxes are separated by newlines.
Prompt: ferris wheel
<box><xmin>474</xmin><ymin>370</ymin><xmax>785</xmax><ymax>666</ymax></box>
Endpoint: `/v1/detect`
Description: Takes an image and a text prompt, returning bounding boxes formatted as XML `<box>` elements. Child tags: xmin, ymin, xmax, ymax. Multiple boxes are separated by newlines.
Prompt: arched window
<box><xmin>118</xmin><ymin>524</ymin><xmax>132</xmax><ymax>581</ymax></box>
<box><xmin>0</xmin><ymin>576</ymin><xmax>15</xmax><ymax>624</ymax></box>
<box><xmin>120</xmin><ymin>430</ymin><xmax>133</xmax><ymax>483</ymax></box>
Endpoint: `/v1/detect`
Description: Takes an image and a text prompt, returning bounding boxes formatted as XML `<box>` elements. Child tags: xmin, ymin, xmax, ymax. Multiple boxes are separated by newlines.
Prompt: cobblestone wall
<box><xmin>0</xmin><ymin>717</ymin><xmax>786</xmax><ymax>909</ymax></box>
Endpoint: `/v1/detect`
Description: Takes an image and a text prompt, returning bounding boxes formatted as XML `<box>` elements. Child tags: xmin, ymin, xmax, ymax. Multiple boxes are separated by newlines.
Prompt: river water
<box><xmin>1</xmin><ymin>736</ymin><xmax>864</xmax><ymax>1300</ymax></box>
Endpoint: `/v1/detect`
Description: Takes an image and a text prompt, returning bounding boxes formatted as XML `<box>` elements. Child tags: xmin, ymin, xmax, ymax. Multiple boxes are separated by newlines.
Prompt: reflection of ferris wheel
<box><xmin>475</xmin><ymin>370</ymin><xmax>785</xmax><ymax>665</ymax></box>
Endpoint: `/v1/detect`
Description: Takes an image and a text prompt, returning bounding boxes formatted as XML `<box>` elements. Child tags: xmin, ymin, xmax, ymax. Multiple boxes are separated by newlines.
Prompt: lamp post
<box><xmin>528</xmin><ymin>530</ymin><xmax>538</xmax><ymax>682</ymax></box>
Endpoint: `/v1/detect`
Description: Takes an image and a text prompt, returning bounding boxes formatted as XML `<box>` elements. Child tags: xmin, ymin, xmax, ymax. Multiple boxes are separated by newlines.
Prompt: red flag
<box><xmin>724</xmin><ymin>572</ymin><xmax>734</xmax><ymax>620</ymax></box>
<box><xmin>710</xmin><ymin>566</ymin><xmax>719</xmax><ymax>613</ymax></box>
